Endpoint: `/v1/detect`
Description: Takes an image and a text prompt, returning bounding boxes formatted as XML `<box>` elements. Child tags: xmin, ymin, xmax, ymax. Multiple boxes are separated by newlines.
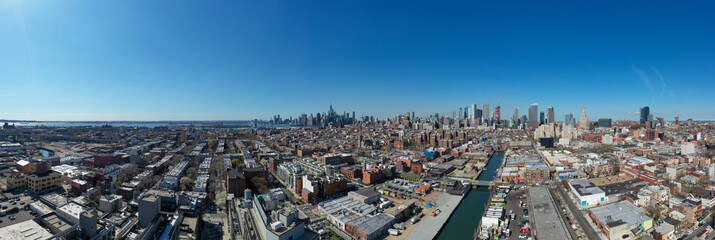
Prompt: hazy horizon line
<box><xmin>2</xmin><ymin>118</ymin><xmax>712</xmax><ymax>123</ymax></box>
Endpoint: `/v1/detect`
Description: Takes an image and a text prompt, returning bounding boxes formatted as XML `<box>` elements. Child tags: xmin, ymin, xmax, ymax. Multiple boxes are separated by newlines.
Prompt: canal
<box><xmin>435</xmin><ymin>151</ymin><xmax>505</xmax><ymax>240</ymax></box>
<box><xmin>39</xmin><ymin>149</ymin><xmax>53</xmax><ymax>157</ymax></box>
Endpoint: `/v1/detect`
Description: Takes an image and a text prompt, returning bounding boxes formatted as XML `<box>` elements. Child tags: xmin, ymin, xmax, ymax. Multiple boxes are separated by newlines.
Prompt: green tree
<box><xmin>151</xmin><ymin>156</ymin><xmax>160</xmax><ymax>164</ymax></box>
<box><xmin>116</xmin><ymin>173</ymin><xmax>129</xmax><ymax>186</ymax></box>
<box><xmin>249</xmin><ymin>177</ymin><xmax>270</xmax><ymax>194</ymax></box>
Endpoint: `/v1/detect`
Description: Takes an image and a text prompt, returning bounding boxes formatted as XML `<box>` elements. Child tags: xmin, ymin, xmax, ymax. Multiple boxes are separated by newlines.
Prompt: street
<box><xmin>682</xmin><ymin>211</ymin><xmax>714</xmax><ymax>240</ymax></box>
<box><xmin>554</xmin><ymin>185</ymin><xmax>603</xmax><ymax>240</ymax></box>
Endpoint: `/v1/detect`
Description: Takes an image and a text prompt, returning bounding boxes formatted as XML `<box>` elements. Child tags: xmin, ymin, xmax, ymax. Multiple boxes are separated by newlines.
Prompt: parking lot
<box><xmin>0</xmin><ymin>197</ymin><xmax>36</xmax><ymax>228</ymax></box>
<box><xmin>502</xmin><ymin>188</ymin><xmax>531</xmax><ymax>239</ymax></box>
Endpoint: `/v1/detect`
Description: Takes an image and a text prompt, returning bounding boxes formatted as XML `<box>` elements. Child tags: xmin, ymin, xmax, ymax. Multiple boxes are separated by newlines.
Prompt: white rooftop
<box><xmin>0</xmin><ymin>219</ymin><xmax>53</xmax><ymax>240</ymax></box>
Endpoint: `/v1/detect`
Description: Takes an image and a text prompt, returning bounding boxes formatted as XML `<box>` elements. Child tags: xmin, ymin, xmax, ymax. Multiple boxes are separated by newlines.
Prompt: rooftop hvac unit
<box><xmin>270</xmin><ymin>221</ymin><xmax>283</xmax><ymax>231</ymax></box>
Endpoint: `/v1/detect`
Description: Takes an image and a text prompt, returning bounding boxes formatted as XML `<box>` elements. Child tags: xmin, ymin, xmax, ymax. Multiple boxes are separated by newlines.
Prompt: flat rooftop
<box><xmin>0</xmin><ymin>219</ymin><xmax>54</xmax><ymax>240</ymax></box>
<box><xmin>40</xmin><ymin>213</ymin><xmax>73</xmax><ymax>234</ymax></box>
<box><xmin>589</xmin><ymin>201</ymin><xmax>649</xmax><ymax>229</ymax></box>
<box><xmin>40</xmin><ymin>193</ymin><xmax>68</xmax><ymax>208</ymax></box>
<box><xmin>569</xmin><ymin>179</ymin><xmax>604</xmax><ymax>197</ymax></box>
<box><xmin>589</xmin><ymin>175</ymin><xmax>635</xmax><ymax>186</ymax></box>
<box><xmin>528</xmin><ymin>186</ymin><xmax>571</xmax><ymax>240</ymax></box>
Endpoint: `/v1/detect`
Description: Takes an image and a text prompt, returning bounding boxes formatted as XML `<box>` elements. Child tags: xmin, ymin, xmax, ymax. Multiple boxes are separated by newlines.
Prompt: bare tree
<box><xmin>124</xmin><ymin>163</ymin><xmax>139</xmax><ymax>178</ymax></box>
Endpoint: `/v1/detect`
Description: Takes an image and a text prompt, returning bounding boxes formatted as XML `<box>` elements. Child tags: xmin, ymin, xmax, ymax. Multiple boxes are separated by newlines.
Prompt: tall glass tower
<box><xmin>640</xmin><ymin>106</ymin><xmax>650</xmax><ymax>124</ymax></box>
<box><xmin>528</xmin><ymin>103</ymin><xmax>538</xmax><ymax>129</ymax></box>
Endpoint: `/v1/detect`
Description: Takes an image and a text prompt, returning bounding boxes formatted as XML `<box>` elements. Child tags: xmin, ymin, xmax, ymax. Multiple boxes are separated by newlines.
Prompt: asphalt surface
<box><xmin>0</xmin><ymin>200</ymin><xmax>34</xmax><ymax>228</ymax></box>
<box><xmin>502</xmin><ymin>189</ymin><xmax>529</xmax><ymax>239</ymax></box>
<box><xmin>682</xmin><ymin>211</ymin><xmax>714</xmax><ymax>240</ymax></box>
<box><xmin>554</xmin><ymin>185</ymin><xmax>602</xmax><ymax>240</ymax></box>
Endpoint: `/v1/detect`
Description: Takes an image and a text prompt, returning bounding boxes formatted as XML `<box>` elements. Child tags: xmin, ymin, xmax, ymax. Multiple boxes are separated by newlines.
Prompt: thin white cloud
<box><xmin>651</xmin><ymin>67</ymin><xmax>675</xmax><ymax>97</ymax></box>
<box><xmin>632</xmin><ymin>66</ymin><xmax>654</xmax><ymax>97</ymax></box>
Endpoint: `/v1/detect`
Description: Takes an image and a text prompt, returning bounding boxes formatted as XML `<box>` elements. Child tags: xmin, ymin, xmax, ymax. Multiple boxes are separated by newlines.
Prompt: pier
<box><xmin>406</xmin><ymin>192</ymin><xmax>467</xmax><ymax>240</ymax></box>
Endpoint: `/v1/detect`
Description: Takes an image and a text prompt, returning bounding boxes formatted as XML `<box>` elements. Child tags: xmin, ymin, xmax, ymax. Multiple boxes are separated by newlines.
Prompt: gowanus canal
<box><xmin>435</xmin><ymin>151</ymin><xmax>505</xmax><ymax>240</ymax></box>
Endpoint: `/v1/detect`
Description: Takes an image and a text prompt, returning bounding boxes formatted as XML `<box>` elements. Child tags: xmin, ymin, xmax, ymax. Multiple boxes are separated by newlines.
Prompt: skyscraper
<box><xmin>640</xmin><ymin>106</ymin><xmax>650</xmax><ymax>124</ymax></box>
<box><xmin>458</xmin><ymin>108</ymin><xmax>463</xmax><ymax>124</ymax></box>
<box><xmin>528</xmin><ymin>103</ymin><xmax>538</xmax><ymax>129</ymax></box>
<box><xmin>579</xmin><ymin>107</ymin><xmax>590</xmax><ymax>130</ymax></box>
<box><xmin>495</xmin><ymin>105</ymin><xmax>501</xmax><ymax>121</ymax></box>
<box><xmin>547</xmin><ymin>106</ymin><xmax>555</xmax><ymax>124</ymax></box>
<box><xmin>513</xmin><ymin>108</ymin><xmax>519</xmax><ymax>123</ymax></box>
<box><xmin>476</xmin><ymin>109</ymin><xmax>482</xmax><ymax>126</ymax></box>
<box><xmin>565</xmin><ymin>113</ymin><xmax>574</xmax><ymax>127</ymax></box>
<box><xmin>675</xmin><ymin>115</ymin><xmax>679</xmax><ymax>125</ymax></box>
<box><xmin>471</xmin><ymin>104</ymin><xmax>477</xmax><ymax>126</ymax></box>
<box><xmin>539</xmin><ymin>111</ymin><xmax>545</xmax><ymax>125</ymax></box>
<box><xmin>483</xmin><ymin>103</ymin><xmax>490</xmax><ymax>124</ymax></box>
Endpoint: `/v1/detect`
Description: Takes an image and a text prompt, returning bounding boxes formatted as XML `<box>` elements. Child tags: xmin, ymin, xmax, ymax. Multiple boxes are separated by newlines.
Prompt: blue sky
<box><xmin>1</xmin><ymin>1</ymin><xmax>713</xmax><ymax>121</ymax></box>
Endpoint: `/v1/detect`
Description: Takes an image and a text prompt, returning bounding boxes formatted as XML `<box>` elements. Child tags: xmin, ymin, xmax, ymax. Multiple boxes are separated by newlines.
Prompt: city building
<box><xmin>598</xmin><ymin>118</ymin><xmax>612</xmax><ymax>128</ymax></box>
<box><xmin>579</xmin><ymin>107</ymin><xmax>590</xmax><ymax>130</ymax></box>
<box><xmin>529</xmin><ymin>103</ymin><xmax>538</xmax><ymax>129</ymax></box>
<box><xmin>588</xmin><ymin>201</ymin><xmax>653</xmax><ymax>240</ymax></box>
<box><xmin>568</xmin><ymin>179</ymin><xmax>608</xmax><ymax>206</ymax></box>
<box><xmin>640</xmin><ymin>106</ymin><xmax>650</xmax><ymax>125</ymax></box>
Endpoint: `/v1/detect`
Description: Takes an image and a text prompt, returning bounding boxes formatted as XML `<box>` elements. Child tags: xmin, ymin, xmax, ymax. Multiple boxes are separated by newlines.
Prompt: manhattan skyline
<box><xmin>2</xmin><ymin>1</ymin><xmax>714</xmax><ymax>121</ymax></box>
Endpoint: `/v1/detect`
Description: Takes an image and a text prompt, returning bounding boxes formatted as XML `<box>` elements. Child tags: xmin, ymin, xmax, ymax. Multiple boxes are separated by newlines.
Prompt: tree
<box><xmin>186</xmin><ymin>167</ymin><xmax>198</xmax><ymax>180</ymax></box>
<box><xmin>151</xmin><ymin>156</ymin><xmax>160</xmax><ymax>164</ymax></box>
<box><xmin>180</xmin><ymin>178</ymin><xmax>194</xmax><ymax>191</ymax></box>
<box><xmin>215</xmin><ymin>191</ymin><xmax>227</xmax><ymax>209</ymax></box>
<box><xmin>124</xmin><ymin>163</ymin><xmax>139</xmax><ymax>178</ymax></box>
<box><xmin>561</xmin><ymin>179</ymin><xmax>570</xmax><ymax>189</ymax></box>
<box><xmin>116</xmin><ymin>173</ymin><xmax>129</xmax><ymax>186</ymax></box>
<box><xmin>231</xmin><ymin>156</ymin><xmax>243</xmax><ymax>168</ymax></box>
<box><xmin>645</xmin><ymin>205</ymin><xmax>661</xmax><ymax>221</ymax></box>
<box><xmin>208</xmin><ymin>140</ymin><xmax>216</xmax><ymax>149</ymax></box>
<box><xmin>249</xmin><ymin>177</ymin><xmax>270</xmax><ymax>194</ymax></box>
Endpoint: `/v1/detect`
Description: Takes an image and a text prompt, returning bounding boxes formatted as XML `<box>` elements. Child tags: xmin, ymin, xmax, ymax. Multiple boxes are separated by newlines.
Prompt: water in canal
<box><xmin>39</xmin><ymin>149</ymin><xmax>53</xmax><ymax>157</ymax></box>
<box><xmin>435</xmin><ymin>151</ymin><xmax>505</xmax><ymax>240</ymax></box>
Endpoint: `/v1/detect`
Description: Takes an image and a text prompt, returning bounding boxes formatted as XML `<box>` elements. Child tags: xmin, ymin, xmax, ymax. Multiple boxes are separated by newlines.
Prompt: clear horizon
<box><xmin>2</xmin><ymin>1</ymin><xmax>714</xmax><ymax>121</ymax></box>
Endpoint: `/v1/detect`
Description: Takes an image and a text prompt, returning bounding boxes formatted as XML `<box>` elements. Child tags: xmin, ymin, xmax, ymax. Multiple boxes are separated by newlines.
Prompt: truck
<box><xmin>379</xmin><ymin>201</ymin><xmax>393</xmax><ymax>209</ymax></box>
<box><xmin>432</xmin><ymin>209</ymin><xmax>441</xmax><ymax>217</ymax></box>
<box><xmin>388</xmin><ymin>229</ymin><xmax>400</xmax><ymax>236</ymax></box>
<box><xmin>394</xmin><ymin>223</ymin><xmax>406</xmax><ymax>230</ymax></box>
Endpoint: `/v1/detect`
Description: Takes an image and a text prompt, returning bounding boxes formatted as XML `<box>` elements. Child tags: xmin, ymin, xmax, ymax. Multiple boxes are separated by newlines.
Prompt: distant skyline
<box><xmin>1</xmin><ymin>1</ymin><xmax>714</xmax><ymax>121</ymax></box>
